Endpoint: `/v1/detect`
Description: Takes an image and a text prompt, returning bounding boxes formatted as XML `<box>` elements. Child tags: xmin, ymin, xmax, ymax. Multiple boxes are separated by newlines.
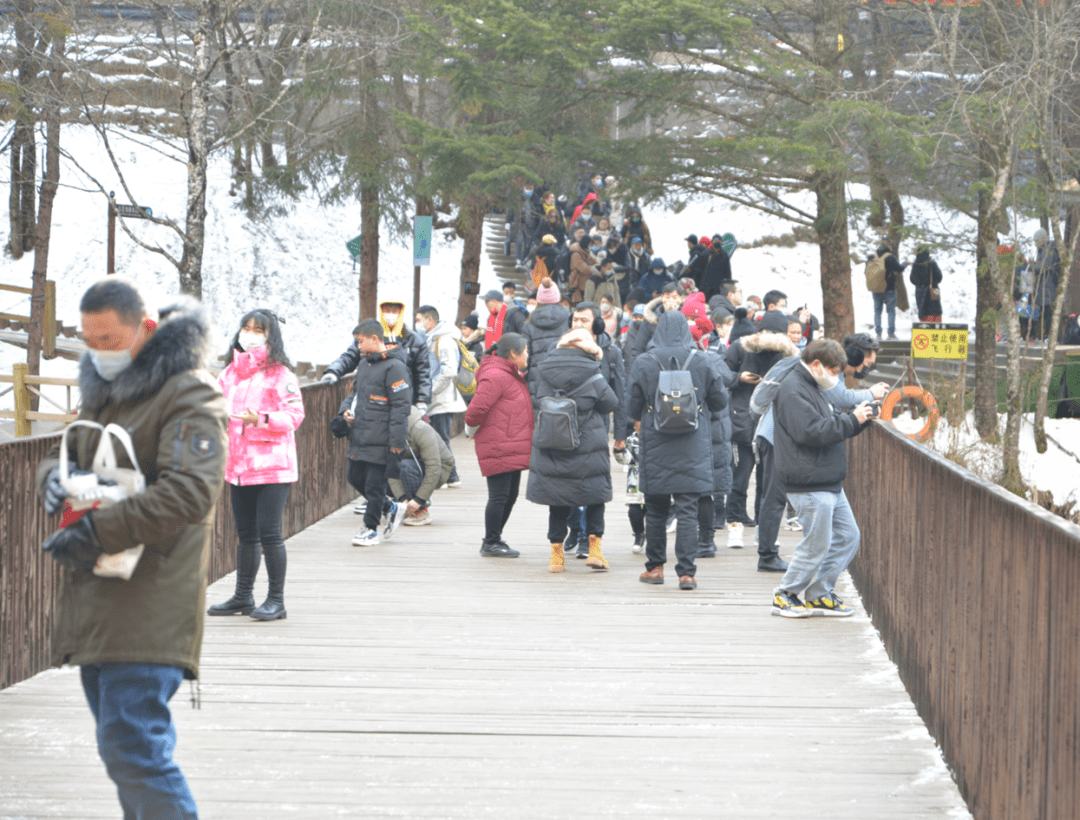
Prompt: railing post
<box><xmin>12</xmin><ymin>363</ymin><xmax>31</xmax><ymax>437</ymax></box>
<box><xmin>43</xmin><ymin>281</ymin><xmax>56</xmax><ymax>359</ymax></box>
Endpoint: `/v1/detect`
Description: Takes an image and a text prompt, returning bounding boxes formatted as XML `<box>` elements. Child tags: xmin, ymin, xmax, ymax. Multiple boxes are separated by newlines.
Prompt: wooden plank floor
<box><xmin>0</xmin><ymin>438</ymin><xmax>972</xmax><ymax>819</ymax></box>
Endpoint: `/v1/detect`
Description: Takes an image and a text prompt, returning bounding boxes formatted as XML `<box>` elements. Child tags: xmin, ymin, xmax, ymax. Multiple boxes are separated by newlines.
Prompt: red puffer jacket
<box><xmin>465</xmin><ymin>354</ymin><xmax>534</xmax><ymax>477</ymax></box>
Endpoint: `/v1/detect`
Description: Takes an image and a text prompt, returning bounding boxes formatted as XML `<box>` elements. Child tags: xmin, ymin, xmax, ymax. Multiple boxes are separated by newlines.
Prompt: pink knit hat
<box><xmin>536</xmin><ymin>277</ymin><xmax>560</xmax><ymax>305</ymax></box>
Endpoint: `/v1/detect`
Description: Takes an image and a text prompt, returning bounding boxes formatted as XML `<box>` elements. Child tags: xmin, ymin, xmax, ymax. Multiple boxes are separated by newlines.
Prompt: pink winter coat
<box><xmin>218</xmin><ymin>345</ymin><xmax>305</xmax><ymax>485</ymax></box>
<box><xmin>465</xmin><ymin>355</ymin><xmax>534</xmax><ymax>477</ymax></box>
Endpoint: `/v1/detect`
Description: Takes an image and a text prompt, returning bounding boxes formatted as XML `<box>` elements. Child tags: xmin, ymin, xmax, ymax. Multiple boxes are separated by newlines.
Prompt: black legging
<box><xmin>230</xmin><ymin>482</ymin><xmax>291</xmax><ymax>597</ymax></box>
<box><xmin>485</xmin><ymin>470</ymin><xmax>521</xmax><ymax>543</ymax></box>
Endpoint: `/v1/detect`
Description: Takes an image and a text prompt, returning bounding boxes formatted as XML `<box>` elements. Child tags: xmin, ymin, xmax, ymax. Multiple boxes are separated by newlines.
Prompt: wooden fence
<box><xmin>0</xmin><ymin>380</ymin><xmax>355</xmax><ymax>690</ymax></box>
<box><xmin>846</xmin><ymin>421</ymin><xmax>1080</xmax><ymax>820</ymax></box>
<box><xmin>0</xmin><ymin>281</ymin><xmax>56</xmax><ymax>358</ymax></box>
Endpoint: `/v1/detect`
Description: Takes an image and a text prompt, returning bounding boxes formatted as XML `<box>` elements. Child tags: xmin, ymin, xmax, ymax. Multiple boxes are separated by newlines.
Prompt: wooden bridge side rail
<box><xmin>846</xmin><ymin>421</ymin><xmax>1080</xmax><ymax>820</ymax></box>
<box><xmin>0</xmin><ymin>381</ymin><xmax>355</xmax><ymax>689</ymax></box>
<box><xmin>0</xmin><ymin>281</ymin><xmax>57</xmax><ymax>359</ymax></box>
<box><xmin>0</xmin><ymin>365</ymin><xmax>80</xmax><ymax>436</ymax></box>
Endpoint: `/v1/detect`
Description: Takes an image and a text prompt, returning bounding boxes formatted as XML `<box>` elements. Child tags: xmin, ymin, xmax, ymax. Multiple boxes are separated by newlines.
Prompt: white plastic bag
<box><xmin>60</xmin><ymin>420</ymin><xmax>146</xmax><ymax>580</ymax></box>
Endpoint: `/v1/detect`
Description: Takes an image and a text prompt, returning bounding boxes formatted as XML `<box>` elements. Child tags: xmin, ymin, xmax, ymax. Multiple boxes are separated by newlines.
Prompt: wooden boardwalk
<box><xmin>0</xmin><ymin>438</ymin><xmax>971</xmax><ymax>819</ymax></box>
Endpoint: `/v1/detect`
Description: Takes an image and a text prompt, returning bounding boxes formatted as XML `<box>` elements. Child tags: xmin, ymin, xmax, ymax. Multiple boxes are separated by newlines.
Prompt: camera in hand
<box><xmin>867</xmin><ymin>401</ymin><xmax>881</xmax><ymax>419</ymax></box>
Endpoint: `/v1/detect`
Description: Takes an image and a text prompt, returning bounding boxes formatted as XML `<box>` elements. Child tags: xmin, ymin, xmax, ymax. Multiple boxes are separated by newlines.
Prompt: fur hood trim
<box><xmin>740</xmin><ymin>330</ymin><xmax>798</xmax><ymax>357</ymax></box>
<box><xmin>642</xmin><ymin>296</ymin><xmax>666</xmax><ymax>325</ymax></box>
<box><xmin>79</xmin><ymin>296</ymin><xmax>213</xmax><ymax>411</ymax></box>
<box><xmin>556</xmin><ymin>327</ymin><xmax>603</xmax><ymax>360</ymax></box>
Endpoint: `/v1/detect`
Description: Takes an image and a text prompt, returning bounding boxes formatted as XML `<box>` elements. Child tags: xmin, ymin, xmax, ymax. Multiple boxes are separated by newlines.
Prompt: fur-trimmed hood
<box><xmin>79</xmin><ymin>296</ymin><xmax>213</xmax><ymax>411</ymax></box>
<box><xmin>739</xmin><ymin>330</ymin><xmax>798</xmax><ymax>358</ymax></box>
<box><xmin>642</xmin><ymin>296</ymin><xmax>668</xmax><ymax>325</ymax></box>
<box><xmin>557</xmin><ymin>327</ymin><xmax>603</xmax><ymax>360</ymax></box>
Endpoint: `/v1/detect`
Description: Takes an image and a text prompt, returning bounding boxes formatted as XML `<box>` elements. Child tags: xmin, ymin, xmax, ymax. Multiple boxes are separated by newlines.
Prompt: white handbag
<box><xmin>59</xmin><ymin>420</ymin><xmax>146</xmax><ymax>580</ymax></box>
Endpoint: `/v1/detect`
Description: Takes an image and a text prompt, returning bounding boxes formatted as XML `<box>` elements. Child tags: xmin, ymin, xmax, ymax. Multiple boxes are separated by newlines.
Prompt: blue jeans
<box><xmin>775</xmin><ymin>489</ymin><xmax>860</xmax><ymax>602</ymax></box>
<box><xmin>872</xmin><ymin>290</ymin><xmax>897</xmax><ymax>336</ymax></box>
<box><xmin>81</xmin><ymin>663</ymin><xmax>198</xmax><ymax>820</ymax></box>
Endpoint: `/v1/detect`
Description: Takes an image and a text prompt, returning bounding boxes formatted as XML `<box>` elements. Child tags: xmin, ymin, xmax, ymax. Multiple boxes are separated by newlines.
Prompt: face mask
<box><xmin>631</xmin><ymin>247</ymin><xmax>642</xmax><ymax>256</ymax></box>
<box><xmin>238</xmin><ymin>331</ymin><xmax>267</xmax><ymax>351</ymax></box>
<box><xmin>414</xmin><ymin>322</ymin><xmax>428</xmax><ymax>334</ymax></box>
<box><xmin>382</xmin><ymin>311</ymin><xmax>400</xmax><ymax>326</ymax></box>
<box><xmin>527</xmin><ymin>305</ymin><xmax>536</xmax><ymax>314</ymax></box>
<box><xmin>812</xmin><ymin>365</ymin><xmax>839</xmax><ymax>390</ymax></box>
<box><xmin>593</xmin><ymin>178</ymin><xmax>603</xmax><ymax>189</ymax></box>
<box><xmin>854</xmin><ymin>362</ymin><xmax>875</xmax><ymax>379</ymax></box>
<box><xmin>524</xmin><ymin>189</ymin><xmax>533</xmax><ymax>196</ymax></box>
<box><xmin>89</xmin><ymin>333</ymin><xmax>138</xmax><ymax>382</ymax></box>
<box><xmin>601</xmin><ymin>303</ymin><xmax>612</xmax><ymax>314</ymax></box>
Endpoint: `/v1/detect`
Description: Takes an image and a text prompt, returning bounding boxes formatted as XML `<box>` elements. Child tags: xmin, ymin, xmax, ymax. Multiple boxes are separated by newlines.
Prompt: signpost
<box><xmin>107</xmin><ymin>191</ymin><xmax>155</xmax><ymax>274</ymax></box>
<box><xmin>911</xmin><ymin>322</ymin><xmax>969</xmax><ymax>360</ymax></box>
<box><xmin>413</xmin><ymin>215</ymin><xmax>432</xmax><ymax>311</ymax></box>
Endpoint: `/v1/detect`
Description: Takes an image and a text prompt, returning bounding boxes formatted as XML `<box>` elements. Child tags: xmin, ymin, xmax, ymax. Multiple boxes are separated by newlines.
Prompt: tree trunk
<box><xmin>1033</xmin><ymin>225</ymin><xmax>1075</xmax><ymax>452</ymax></box>
<box><xmin>28</xmin><ymin>57</ymin><xmax>62</xmax><ymax>410</ymax></box>
<box><xmin>357</xmin><ymin>54</ymin><xmax>380</xmax><ymax>322</ymax></box>
<box><xmin>8</xmin><ymin>0</ymin><xmax>37</xmax><ymax>259</ymax></box>
<box><xmin>178</xmin><ymin>1</ymin><xmax>213</xmax><ymax>298</ymax></box>
<box><xmin>456</xmin><ymin>194</ymin><xmax>486</xmax><ymax>325</ymax></box>
<box><xmin>973</xmin><ymin>163</ymin><xmax>1000</xmax><ymax>439</ymax></box>
<box><xmin>812</xmin><ymin>171</ymin><xmax>854</xmax><ymax>339</ymax></box>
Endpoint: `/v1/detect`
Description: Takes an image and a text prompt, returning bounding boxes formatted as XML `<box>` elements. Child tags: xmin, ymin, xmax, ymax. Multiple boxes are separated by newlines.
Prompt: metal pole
<box><xmin>413</xmin><ymin>265</ymin><xmax>421</xmax><ymax>315</ymax></box>
<box><xmin>107</xmin><ymin>191</ymin><xmax>116</xmax><ymax>274</ymax></box>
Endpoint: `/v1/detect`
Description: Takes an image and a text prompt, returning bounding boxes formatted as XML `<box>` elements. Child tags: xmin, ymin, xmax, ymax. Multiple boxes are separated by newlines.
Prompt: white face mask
<box><xmin>238</xmin><ymin>331</ymin><xmax>267</xmax><ymax>351</ymax></box>
<box><xmin>812</xmin><ymin>365</ymin><xmax>839</xmax><ymax>390</ymax></box>
<box><xmin>382</xmin><ymin>311</ymin><xmax>400</xmax><ymax>327</ymax></box>
<box><xmin>89</xmin><ymin>347</ymin><xmax>134</xmax><ymax>381</ymax></box>
<box><xmin>414</xmin><ymin>322</ymin><xmax>427</xmax><ymax>334</ymax></box>
<box><xmin>631</xmin><ymin>247</ymin><xmax>642</xmax><ymax>256</ymax></box>
<box><xmin>600</xmin><ymin>303</ymin><xmax>612</xmax><ymax>314</ymax></box>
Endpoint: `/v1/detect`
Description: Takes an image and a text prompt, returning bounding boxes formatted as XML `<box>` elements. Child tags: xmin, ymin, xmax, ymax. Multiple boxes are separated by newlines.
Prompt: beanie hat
<box><xmin>462</xmin><ymin>313</ymin><xmax>479</xmax><ymax>330</ymax></box>
<box><xmin>685</xmin><ymin>234</ymin><xmax>698</xmax><ymax>244</ymax></box>
<box><xmin>542</xmin><ymin>234</ymin><xmax>556</xmax><ymax>245</ymax></box>
<box><xmin>536</xmin><ymin>277</ymin><xmax>560</xmax><ymax>305</ymax></box>
<box><xmin>699</xmin><ymin>235</ymin><xmax>713</xmax><ymax>249</ymax></box>
<box><xmin>629</xmin><ymin>235</ymin><xmax>643</xmax><ymax>245</ymax></box>
<box><xmin>633</xmin><ymin>304</ymin><xmax>646</xmax><ymax>316</ymax></box>
<box><xmin>757</xmin><ymin>309</ymin><xmax>792</xmax><ymax>334</ymax></box>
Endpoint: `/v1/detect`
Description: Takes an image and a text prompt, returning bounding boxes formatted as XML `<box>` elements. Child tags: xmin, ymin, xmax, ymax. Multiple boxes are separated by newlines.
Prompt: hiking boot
<box><xmin>805</xmin><ymin>592</ymin><xmax>855</xmax><ymax>617</ymax></box>
<box><xmin>639</xmin><ymin>566</ymin><xmax>664</xmax><ymax>584</ymax></box>
<box><xmin>480</xmin><ymin>539</ymin><xmax>520</xmax><ymax>558</ymax></box>
<box><xmin>771</xmin><ymin>591</ymin><xmax>812</xmax><ymax>618</ymax></box>
<box><xmin>585</xmin><ymin>535</ymin><xmax>609</xmax><ymax>570</ymax></box>
<box><xmin>352</xmin><ymin>528</ymin><xmax>380</xmax><ymax>547</ymax></box>
<box><xmin>757</xmin><ymin>555</ymin><xmax>789</xmax><ymax>573</ymax></box>
<box><xmin>727</xmin><ymin>522</ymin><xmax>744</xmax><ymax>548</ymax></box>
<box><xmin>207</xmin><ymin>594</ymin><xmax>255</xmax><ymax>617</ymax></box>
<box><xmin>382</xmin><ymin>501</ymin><xmax>407</xmax><ymax>540</ymax></box>
<box><xmin>678</xmin><ymin>575</ymin><xmax>697</xmax><ymax>590</ymax></box>
<box><xmin>631</xmin><ymin>532</ymin><xmax>646</xmax><ymax>554</ymax></box>
<box><xmin>403</xmin><ymin>509</ymin><xmax>431</xmax><ymax>526</ymax></box>
<box><xmin>549</xmin><ymin>543</ymin><xmax>565</xmax><ymax>573</ymax></box>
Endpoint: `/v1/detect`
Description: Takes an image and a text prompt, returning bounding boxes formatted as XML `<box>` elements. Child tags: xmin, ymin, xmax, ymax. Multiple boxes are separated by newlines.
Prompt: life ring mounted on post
<box><xmin>879</xmin><ymin>386</ymin><xmax>939</xmax><ymax>443</ymax></box>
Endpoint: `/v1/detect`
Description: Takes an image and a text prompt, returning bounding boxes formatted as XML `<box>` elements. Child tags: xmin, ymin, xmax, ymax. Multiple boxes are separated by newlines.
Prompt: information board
<box><xmin>911</xmin><ymin>323</ymin><xmax>970</xmax><ymax>360</ymax></box>
<box><xmin>413</xmin><ymin>216</ymin><xmax>432</xmax><ymax>266</ymax></box>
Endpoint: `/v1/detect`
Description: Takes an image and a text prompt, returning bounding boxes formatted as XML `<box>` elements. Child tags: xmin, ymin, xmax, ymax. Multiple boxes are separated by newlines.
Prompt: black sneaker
<box><xmin>631</xmin><ymin>532</ymin><xmax>645</xmax><ymax>554</ymax></box>
<box><xmin>480</xmin><ymin>540</ymin><xmax>520</xmax><ymax>558</ymax></box>
<box><xmin>563</xmin><ymin>528</ymin><xmax>581</xmax><ymax>553</ymax></box>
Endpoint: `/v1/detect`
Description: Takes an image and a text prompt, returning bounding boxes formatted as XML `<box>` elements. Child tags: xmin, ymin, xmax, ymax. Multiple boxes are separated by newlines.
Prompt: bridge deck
<box><xmin>0</xmin><ymin>438</ymin><xmax>970</xmax><ymax>819</ymax></box>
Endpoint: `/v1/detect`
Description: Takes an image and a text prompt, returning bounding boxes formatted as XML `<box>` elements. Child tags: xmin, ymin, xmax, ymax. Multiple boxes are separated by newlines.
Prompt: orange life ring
<box><xmin>880</xmin><ymin>386</ymin><xmax>939</xmax><ymax>442</ymax></box>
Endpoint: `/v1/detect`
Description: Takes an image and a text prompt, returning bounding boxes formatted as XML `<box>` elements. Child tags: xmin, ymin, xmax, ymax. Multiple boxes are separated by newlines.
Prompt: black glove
<box><xmin>329</xmin><ymin>414</ymin><xmax>350</xmax><ymax>438</ymax></box>
<box><xmin>42</xmin><ymin>465</ymin><xmax>96</xmax><ymax>516</ymax></box>
<box><xmin>42</xmin><ymin>514</ymin><xmax>103</xmax><ymax>574</ymax></box>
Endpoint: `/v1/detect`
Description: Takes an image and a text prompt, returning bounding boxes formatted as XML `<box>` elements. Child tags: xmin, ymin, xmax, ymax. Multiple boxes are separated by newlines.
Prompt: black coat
<box><xmin>345</xmin><ymin>346</ymin><xmax>412</xmax><ymax>465</ymax></box>
<box><xmin>701</xmin><ymin>247</ymin><xmax>733</xmax><ymax>299</ymax></box>
<box><xmin>725</xmin><ymin>331</ymin><xmax>797</xmax><ymax>445</ymax></box>
<box><xmin>686</xmin><ymin>244</ymin><xmax>709</xmax><ymax>288</ymax></box>
<box><xmin>327</xmin><ymin>328</ymin><xmax>432</xmax><ymax>406</ymax></box>
<box><xmin>773</xmin><ymin>363</ymin><xmax>867</xmax><ymax>494</ymax></box>
<box><xmin>523</xmin><ymin>304</ymin><xmax>571</xmax><ymax>401</ymax></box>
<box><xmin>526</xmin><ymin>347</ymin><xmax>619</xmax><ymax>507</ymax></box>
<box><xmin>597</xmin><ymin>331</ymin><xmax>627</xmax><ymax>436</ymax></box>
<box><xmin>630</xmin><ymin>297</ymin><xmax>670</xmax><ymax>361</ymax></box>
<box><xmin>702</xmin><ymin>344</ymin><xmax>735</xmax><ymax>494</ymax></box>
<box><xmin>909</xmin><ymin>253</ymin><xmax>943</xmax><ymax>318</ymax></box>
<box><xmin>629</xmin><ymin>312</ymin><xmax>725</xmax><ymax>496</ymax></box>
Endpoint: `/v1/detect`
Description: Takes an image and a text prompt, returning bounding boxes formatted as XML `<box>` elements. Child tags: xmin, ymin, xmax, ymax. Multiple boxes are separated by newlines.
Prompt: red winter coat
<box><xmin>465</xmin><ymin>354</ymin><xmax>534</xmax><ymax>477</ymax></box>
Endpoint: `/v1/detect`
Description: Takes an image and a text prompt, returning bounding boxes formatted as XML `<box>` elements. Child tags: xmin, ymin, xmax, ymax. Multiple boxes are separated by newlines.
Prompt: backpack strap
<box><xmin>566</xmin><ymin>373</ymin><xmax>605</xmax><ymax>397</ymax></box>
<box><xmin>680</xmin><ymin>350</ymin><xmax>696</xmax><ymax>370</ymax></box>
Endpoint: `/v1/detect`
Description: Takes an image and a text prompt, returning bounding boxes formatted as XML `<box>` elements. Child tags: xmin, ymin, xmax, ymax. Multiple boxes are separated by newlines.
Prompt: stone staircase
<box><xmin>483</xmin><ymin>215</ymin><xmax>531</xmax><ymax>292</ymax></box>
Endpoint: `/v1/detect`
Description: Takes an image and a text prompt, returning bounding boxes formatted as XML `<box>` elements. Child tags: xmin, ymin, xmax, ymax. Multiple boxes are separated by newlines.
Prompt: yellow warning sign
<box><xmin>911</xmin><ymin>323</ymin><xmax>969</xmax><ymax>360</ymax></box>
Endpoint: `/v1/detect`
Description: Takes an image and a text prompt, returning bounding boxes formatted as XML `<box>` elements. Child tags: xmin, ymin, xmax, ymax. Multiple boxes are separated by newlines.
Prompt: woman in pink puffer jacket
<box><xmin>207</xmin><ymin>309</ymin><xmax>304</xmax><ymax>623</ymax></box>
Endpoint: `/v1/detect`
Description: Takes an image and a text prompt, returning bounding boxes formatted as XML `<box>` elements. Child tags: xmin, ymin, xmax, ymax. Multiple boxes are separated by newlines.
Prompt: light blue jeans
<box><xmin>873</xmin><ymin>290</ymin><xmax>897</xmax><ymax>336</ymax></box>
<box><xmin>775</xmin><ymin>489</ymin><xmax>860</xmax><ymax>603</ymax></box>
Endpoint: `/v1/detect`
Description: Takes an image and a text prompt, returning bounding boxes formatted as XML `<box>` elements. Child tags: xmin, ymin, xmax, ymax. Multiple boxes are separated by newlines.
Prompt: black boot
<box><xmin>251</xmin><ymin>541</ymin><xmax>287</xmax><ymax>621</ymax></box>
<box><xmin>563</xmin><ymin>527</ymin><xmax>581</xmax><ymax>553</ymax></box>
<box><xmin>208</xmin><ymin>542</ymin><xmax>259</xmax><ymax>616</ymax></box>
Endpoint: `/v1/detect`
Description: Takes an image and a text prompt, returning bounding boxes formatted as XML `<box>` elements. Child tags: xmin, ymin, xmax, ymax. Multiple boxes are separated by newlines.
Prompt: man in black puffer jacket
<box><xmin>698</xmin><ymin>336</ymin><xmax>737</xmax><ymax>558</ymax></box>
<box><xmin>723</xmin><ymin>311</ymin><xmax>798</xmax><ymax>546</ymax></box>
<box><xmin>322</xmin><ymin>299</ymin><xmax>432</xmax><ymax>409</ymax></box>
<box><xmin>522</xmin><ymin>278</ymin><xmax>571</xmax><ymax>401</ymax></box>
<box><xmin>339</xmin><ymin>319</ymin><xmax>412</xmax><ymax>547</ymax></box>
<box><xmin>629</xmin><ymin>312</ymin><xmax>725</xmax><ymax>590</ymax></box>
<box><xmin>770</xmin><ymin>338</ymin><xmax>873</xmax><ymax>618</ymax></box>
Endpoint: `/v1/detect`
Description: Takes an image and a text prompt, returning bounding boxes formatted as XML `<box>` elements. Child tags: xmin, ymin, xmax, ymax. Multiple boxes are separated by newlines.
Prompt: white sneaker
<box><xmin>382</xmin><ymin>501</ymin><xmax>408</xmax><ymax>540</ymax></box>
<box><xmin>353</xmin><ymin>504</ymin><xmax>366</xmax><ymax>515</ymax></box>
<box><xmin>403</xmin><ymin>509</ymin><xmax>431</xmax><ymax>527</ymax></box>
<box><xmin>784</xmin><ymin>517</ymin><xmax>802</xmax><ymax>532</ymax></box>
<box><xmin>727</xmin><ymin>522</ymin><xmax>744</xmax><ymax>549</ymax></box>
<box><xmin>446</xmin><ymin>480</ymin><xmax>462</xmax><ymax>489</ymax></box>
<box><xmin>352</xmin><ymin>528</ymin><xmax>380</xmax><ymax>547</ymax></box>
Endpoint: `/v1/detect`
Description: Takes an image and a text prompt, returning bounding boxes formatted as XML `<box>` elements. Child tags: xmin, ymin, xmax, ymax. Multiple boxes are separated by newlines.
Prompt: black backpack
<box><xmin>534</xmin><ymin>373</ymin><xmax>605</xmax><ymax>451</ymax></box>
<box><xmin>648</xmin><ymin>351</ymin><xmax>700</xmax><ymax>434</ymax></box>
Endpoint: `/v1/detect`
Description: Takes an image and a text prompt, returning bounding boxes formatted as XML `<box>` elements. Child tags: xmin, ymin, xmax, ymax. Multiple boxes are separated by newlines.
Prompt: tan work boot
<box><xmin>585</xmin><ymin>534</ymin><xmax>610</xmax><ymax>570</ymax></box>
<box><xmin>549</xmin><ymin>542</ymin><xmax>565</xmax><ymax>573</ymax></box>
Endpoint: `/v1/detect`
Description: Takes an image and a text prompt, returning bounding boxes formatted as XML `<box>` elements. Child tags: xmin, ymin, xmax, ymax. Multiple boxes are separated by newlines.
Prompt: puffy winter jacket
<box><xmin>326</xmin><ymin>317</ymin><xmax>432</xmax><ymax>406</ymax></box>
<box><xmin>702</xmin><ymin>344</ymin><xmax>736</xmax><ymax>494</ymax></box>
<box><xmin>526</xmin><ymin>337</ymin><xmax>619</xmax><ymax>507</ymax></box>
<box><xmin>701</xmin><ymin>247</ymin><xmax>733</xmax><ymax>299</ymax></box>
<box><xmin>773</xmin><ymin>362</ymin><xmax>868</xmax><ymax>493</ymax></box>
<box><xmin>725</xmin><ymin>330</ymin><xmax>797</xmax><ymax>445</ymax></box>
<box><xmin>387</xmin><ymin>405</ymin><xmax>455</xmax><ymax>503</ymax></box>
<box><xmin>218</xmin><ymin>345</ymin><xmax>305</xmax><ymax>485</ymax></box>
<box><xmin>345</xmin><ymin>346</ymin><xmax>412</xmax><ymax>465</ymax></box>
<box><xmin>523</xmin><ymin>304</ymin><xmax>571</xmax><ymax>401</ymax></box>
<box><xmin>568</xmin><ymin>243</ymin><xmax>597</xmax><ymax>303</ymax></box>
<box><xmin>465</xmin><ymin>354</ymin><xmax>534</xmax><ymax>477</ymax></box>
<box><xmin>426</xmin><ymin>321</ymin><xmax>468</xmax><ymax>417</ymax></box>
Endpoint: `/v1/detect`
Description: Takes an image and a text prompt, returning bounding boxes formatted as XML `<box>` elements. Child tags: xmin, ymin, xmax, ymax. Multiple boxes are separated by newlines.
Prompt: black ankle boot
<box><xmin>208</xmin><ymin>543</ymin><xmax>259</xmax><ymax>616</ymax></box>
<box><xmin>250</xmin><ymin>598</ymin><xmax>287</xmax><ymax>620</ymax></box>
<box><xmin>251</xmin><ymin>542</ymin><xmax>287</xmax><ymax>621</ymax></box>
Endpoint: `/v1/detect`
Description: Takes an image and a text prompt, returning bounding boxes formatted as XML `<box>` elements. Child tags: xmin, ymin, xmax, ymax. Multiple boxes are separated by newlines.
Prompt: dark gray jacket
<box><xmin>597</xmin><ymin>331</ymin><xmax>627</xmax><ymax>436</ymax></box>
<box><xmin>345</xmin><ymin>346</ymin><xmax>412</xmax><ymax>464</ymax></box>
<box><xmin>628</xmin><ymin>313</ymin><xmax>725</xmax><ymax>496</ymax></box>
<box><xmin>725</xmin><ymin>330</ymin><xmax>797</xmax><ymax>445</ymax></box>
<box><xmin>523</xmin><ymin>304</ymin><xmax>571</xmax><ymax>401</ymax></box>
<box><xmin>327</xmin><ymin>328</ymin><xmax>432</xmax><ymax>406</ymax></box>
<box><xmin>703</xmin><ymin>344</ymin><xmax>736</xmax><ymax>495</ymax></box>
<box><xmin>525</xmin><ymin>345</ymin><xmax>619</xmax><ymax>507</ymax></box>
<box><xmin>773</xmin><ymin>363</ymin><xmax>867</xmax><ymax>494</ymax></box>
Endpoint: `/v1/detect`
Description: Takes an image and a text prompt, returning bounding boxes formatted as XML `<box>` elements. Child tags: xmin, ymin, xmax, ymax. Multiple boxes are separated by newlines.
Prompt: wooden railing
<box><xmin>0</xmin><ymin>281</ymin><xmax>56</xmax><ymax>358</ymax></box>
<box><xmin>0</xmin><ymin>364</ymin><xmax>80</xmax><ymax>438</ymax></box>
<box><xmin>846</xmin><ymin>422</ymin><xmax>1080</xmax><ymax>820</ymax></box>
<box><xmin>0</xmin><ymin>380</ymin><xmax>355</xmax><ymax>689</ymax></box>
